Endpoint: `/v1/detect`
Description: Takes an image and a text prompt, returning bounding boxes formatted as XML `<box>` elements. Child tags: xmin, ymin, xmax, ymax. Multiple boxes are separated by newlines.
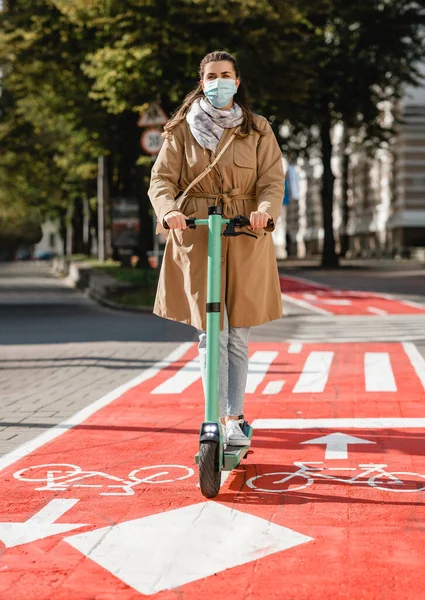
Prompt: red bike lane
<box><xmin>280</xmin><ymin>274</ymin><xmax>425</xmax><ymax>315</ymax></box>
<box><xmin>0</xmin><ymin>341</ymin><xmax>425</xmax><ymax>599</ymax></box>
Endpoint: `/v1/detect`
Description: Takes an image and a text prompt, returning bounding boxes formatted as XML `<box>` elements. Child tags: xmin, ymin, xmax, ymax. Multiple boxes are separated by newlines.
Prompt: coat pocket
<box><xmin>233</xmin><ymin>138</ymin><xmax>256</xmax><ymax>169</ymax></box>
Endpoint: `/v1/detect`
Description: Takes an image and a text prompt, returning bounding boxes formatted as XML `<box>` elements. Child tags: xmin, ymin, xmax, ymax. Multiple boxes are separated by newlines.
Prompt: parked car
<box><xmin>34</xmin><ymin>250</ymin><xmax>56</xmax><ymax>261</ymax></box>
<box><xmin>15</xmin><ymin>248</ymin><xmax>33</xmax><ymax>261</ymax></box>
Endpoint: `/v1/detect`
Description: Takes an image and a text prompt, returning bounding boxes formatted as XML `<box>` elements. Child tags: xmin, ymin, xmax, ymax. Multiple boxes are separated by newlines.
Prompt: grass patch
<box><xmin>107</xmin><ymin>287</ymin><xmax>156</xmax><ymax>308</ymax></box>
<box><xmin>96</xmin><ymin>265</ymin><xmax>158</xmax><ymax>286</ymax></box>
<box><xmin>70</xmin><ymin>256</ymin><xmax>158</xmax><ymax>286</ymax></box>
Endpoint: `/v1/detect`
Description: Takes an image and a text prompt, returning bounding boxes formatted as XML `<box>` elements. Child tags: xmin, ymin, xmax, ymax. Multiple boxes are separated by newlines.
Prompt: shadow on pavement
<box><xmin>0</xmin><ymin>304</ymin><xmax>196</xmax><ymax>345</ymax></box>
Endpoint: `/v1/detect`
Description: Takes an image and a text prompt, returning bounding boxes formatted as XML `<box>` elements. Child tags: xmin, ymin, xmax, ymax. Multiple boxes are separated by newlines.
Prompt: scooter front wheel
<box><xmin>198</xmin><ymin>441</ymin><xmax>221</xmax><ymax>498</ymax></box>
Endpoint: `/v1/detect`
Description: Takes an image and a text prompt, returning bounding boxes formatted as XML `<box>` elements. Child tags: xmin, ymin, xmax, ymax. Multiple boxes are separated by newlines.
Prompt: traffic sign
<box><xmin>140</xmin><ymin>128</ymin><xmax>163</xmax><ymax>155</ymax></box>
<box><xmin>137</xmin><ymin>102</ymin><xmax>167</xmax><ymax>127</ymax></box>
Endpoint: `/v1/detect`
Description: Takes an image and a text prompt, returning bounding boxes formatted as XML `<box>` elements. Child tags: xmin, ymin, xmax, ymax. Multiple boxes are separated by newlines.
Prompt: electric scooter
<box><xmin>166</xmin><ymin>206</ymin><xmax>271</xmax><ymax>498</ymax></box>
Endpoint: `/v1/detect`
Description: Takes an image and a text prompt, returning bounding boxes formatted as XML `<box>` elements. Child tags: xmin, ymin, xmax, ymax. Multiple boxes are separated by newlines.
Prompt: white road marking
<box><xmin>367</xmin><ymin>307</ymin><xmax>388</xmax><ymax>316</ymax></box>
<box><xmin>280</xmin><ymin>273</ymin><xmax>331</xmax><ymax>289</ymax></box>
<box><xmin>364</xmin><ymin>352</ymin><xmax>397</xmax><ymax>392</ymax></box>
<box><xmin>245</xmin><ymin>351</ymin><xmax>278</xmax><ymax>393</ymax></box>
<box><xmin>303</xmin><ymin>293</ymin><xmax>318</xmax><ymax>301</ymax></box>
<box><xmin>0</xmin><ymin>343</ymin><xmax>194</xmax><ymax>473</ymax></box>
<box><xmin>321</xmin><ymin>299</ymin><xmax>352</xmax><ymax>306</ymax></box>
<box><xmin>403</xmin><ymin>342</ymin><xmax>425</xmax><ymax>390</ymax></box>
<box><xmin>263</xmin><ymin>380</ymin><xmax>285</xmax><ymax>395</ymax></box>
<box><xmin>328</xmin><ymin>468</ymin><xmax>356</xmax><ymax>471</ymax></box>
<box><xmin>301</xmin><ymin>432</ymin><xmax>375</xmax><ymax>460</ymax></box>
<box><xmin>401</xmin><ymin>299</ymin><xmax>425</xmax><ymax>310</ymax></box>
<box><xmin>151</xmin><ymin>357</ymin><xmax>201</xmax><ymax>394</ymax></box>
<box><xmin>293</xmin><ymin>351</ymin><xmax>334</xmax><ymax>393</ymax></box>
<box><xmin>65</xmin><ymin>502</ymin><xmax>313</xmax><ymax>596</ymax></box>
<box><xmin>281</xmin><ymin>293</ymin><xmax>332</xmax><ymax>315</ymax></box>
<box><xmin>252</xmin><ymin>418</ymin><xmax>425</xmax><ymax>429</ymax></box>
<box><xmin>196</xmin><ymin>470</ymin><xmax>232</xmax><ymax>488</ymax></box>
<box><xmin>0</xmin><ymin>499</ymin><xmax>86</xmax><ymax>548</ymax></box>
<box><xmin>379</xmin><ymin>293</ymin><xmax>425</xmax><ymax>311</ymax></box>
<box><xmin>288</xmin><ymin>343</ymin><xmax>303</xmax><ymax>354</ymax></box>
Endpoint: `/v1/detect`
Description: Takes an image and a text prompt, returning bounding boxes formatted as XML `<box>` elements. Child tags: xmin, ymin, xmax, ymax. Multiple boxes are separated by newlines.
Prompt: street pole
<box><xmin>97</xmin><ymin>155</ymin><xmax>105</xmax><ymax>263</ymax></box>
<box><xmin>151</xmin><ymin>153</ymin><xmax>159</xmax><ymax>268</ymax></box>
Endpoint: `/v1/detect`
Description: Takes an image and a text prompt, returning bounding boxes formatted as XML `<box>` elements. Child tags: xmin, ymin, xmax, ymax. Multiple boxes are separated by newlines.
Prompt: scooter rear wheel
<box><xmin>198</xmin><ymin>441</ymin><xmax>221</xmax><ymax>498</ymax></box>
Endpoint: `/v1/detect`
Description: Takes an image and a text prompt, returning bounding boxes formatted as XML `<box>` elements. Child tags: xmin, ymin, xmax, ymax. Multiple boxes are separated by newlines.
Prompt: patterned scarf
<box><xmin>186</xmin><ymin>97</ymin><xmax>243</xmax><ymax>154</ymax></box>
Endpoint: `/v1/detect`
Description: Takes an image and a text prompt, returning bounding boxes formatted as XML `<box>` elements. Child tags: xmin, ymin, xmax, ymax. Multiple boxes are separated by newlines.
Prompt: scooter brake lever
<box><xmin>223</xmin><ymin>224</ymin><xmax>257</xmax><ymax>239</ymax></box>
<box><xmin>233</xmin><ymin>215</ymin><xmax>251</xmax><ymax>228</ymax></box>
<box><xmin>232</xmin><ymin>214</ymin><xmax>273</xmax><ymax>230</ymax></box>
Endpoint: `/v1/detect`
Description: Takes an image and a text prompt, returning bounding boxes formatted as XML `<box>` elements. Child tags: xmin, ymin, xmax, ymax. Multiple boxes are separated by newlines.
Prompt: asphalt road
<box><xmin>1</xmin><ymin>260</ymin><xmax>424</xmax><ymax>455</ymax></box>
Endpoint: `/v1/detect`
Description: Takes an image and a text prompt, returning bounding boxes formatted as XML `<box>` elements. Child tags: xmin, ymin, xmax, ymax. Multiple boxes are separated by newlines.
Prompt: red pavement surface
<box><xmin>280</xmin><ymin>274</ymin><xmax>425</xmax><ymax>315</ymax></box>
<box><xmin>0</xmin><ymin>342</ymin><xmax>425</xmax><ymax>599</ymax></box>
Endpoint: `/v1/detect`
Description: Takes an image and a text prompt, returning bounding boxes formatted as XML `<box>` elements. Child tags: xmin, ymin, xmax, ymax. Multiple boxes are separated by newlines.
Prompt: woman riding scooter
<box><xmin>148</xmin><ymin>50</ymin><xmax>284</xmax><ymax>447</ymax></box>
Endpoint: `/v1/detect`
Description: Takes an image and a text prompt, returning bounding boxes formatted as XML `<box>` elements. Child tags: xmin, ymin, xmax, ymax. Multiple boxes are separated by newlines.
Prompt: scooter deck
<box><xmin>223</xmin><ymin>421</ymin><xmax>253</xmax><ymax>471</ymax></box>
<box><xmin>195</xmin><ymin>423</ymin><xmax>253</xmax><ymax>471</ymax></box>
<box><xmin>223</xmin><ymin>445</ymin><xmax>250</xmax><ymax>470</ymax></box>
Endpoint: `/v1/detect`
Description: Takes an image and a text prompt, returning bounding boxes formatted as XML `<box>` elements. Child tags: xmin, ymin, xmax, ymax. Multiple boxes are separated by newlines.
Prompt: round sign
<box><xmin>140</xmin><ymin>128</ymin><xmax>163</xmax><ymax>154</ymax></box>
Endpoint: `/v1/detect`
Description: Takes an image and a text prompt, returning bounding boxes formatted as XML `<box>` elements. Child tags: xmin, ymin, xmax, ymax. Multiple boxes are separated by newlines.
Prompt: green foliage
<box><xmin>2</xmin><ymin>0</ymin><xmax>425</xmax><ymax>265</ymax></box>
<box><xmin>0</xmin><ymin>196</ymin><xmax>43</xmax><ymax>249</ymax></box>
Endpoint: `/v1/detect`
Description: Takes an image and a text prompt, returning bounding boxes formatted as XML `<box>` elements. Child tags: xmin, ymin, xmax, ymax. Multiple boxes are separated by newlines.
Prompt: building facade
<box><xmin>284</xmin><ymin>75</ymin><xmax>425</xmax><ymax>259</ymax></box>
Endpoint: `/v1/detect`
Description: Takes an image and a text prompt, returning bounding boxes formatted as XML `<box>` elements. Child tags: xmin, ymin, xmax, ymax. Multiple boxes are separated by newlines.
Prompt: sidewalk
<box><xmin>277</xmin><ymin>256</ymin><xmax>425</xmax><ymax>271</ymax></box>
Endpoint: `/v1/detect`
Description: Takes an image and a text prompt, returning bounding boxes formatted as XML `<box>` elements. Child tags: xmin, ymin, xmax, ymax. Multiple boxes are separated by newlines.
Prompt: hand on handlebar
<box><xmin>250</xmin><ymin>211</ymin><xmax>272</xmax><ymax>231</ymax></box>
<box><xmin>164</xmin><ymin>210</ymin><xmax>187</xmax><ymax>230</ymax></box>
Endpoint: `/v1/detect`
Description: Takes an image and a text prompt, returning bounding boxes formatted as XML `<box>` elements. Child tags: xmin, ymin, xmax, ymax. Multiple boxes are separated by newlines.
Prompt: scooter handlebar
<box><xmin>163</xmin><ymin>215</ymin><xmax>273</xmax><ymax>230</ymax></box>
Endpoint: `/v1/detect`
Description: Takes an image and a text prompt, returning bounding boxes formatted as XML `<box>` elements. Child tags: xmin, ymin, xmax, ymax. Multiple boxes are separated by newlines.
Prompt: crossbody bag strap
<box><xmin>177</xmin><ymin>129</ymin><xmax>238</xmax><ymax>205</ymax></box>
<box><xmin>156</xmin><ymin>129</ymin><xmax>238</xmax><ymax>236</ymax></box>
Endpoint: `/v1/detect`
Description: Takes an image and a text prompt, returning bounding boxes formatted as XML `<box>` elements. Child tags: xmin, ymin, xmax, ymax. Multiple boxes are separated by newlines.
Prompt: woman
<box><xmin>148</xmin><ymin>50</ymin><xmax>284</xmax><ymax>446</ymax></box>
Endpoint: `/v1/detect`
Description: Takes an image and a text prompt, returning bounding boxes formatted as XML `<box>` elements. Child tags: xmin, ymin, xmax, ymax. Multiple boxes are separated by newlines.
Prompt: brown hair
<box><xmin>163</xmin><ymin>50</ymin><xmax>263</xmax><ymax>138</ymax></box>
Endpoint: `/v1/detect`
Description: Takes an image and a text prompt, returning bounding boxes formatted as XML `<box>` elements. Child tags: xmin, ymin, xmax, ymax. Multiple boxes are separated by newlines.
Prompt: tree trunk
<box><xmin>320</xmin><ymin>111</ymin><xmax>339</xmax><ymax>268</ymax></box>
<box><xmin>136</xmin><ymin>165</ymin><xmax>153</xmax><ymax>269</ymax></box>
<box><xmin>340</xmin><ymin>127</ymin><xmax>350</xmax><ymax>257</ymax></box>
<box><xmin>83</xmin><ymin>197</ymin><xmax>90</xmax><ymax>255</ymax></box>
<box><xmin>72</xmin><ymin>197</ymin><xmax>85</xmax><ymax>254</ymax></box>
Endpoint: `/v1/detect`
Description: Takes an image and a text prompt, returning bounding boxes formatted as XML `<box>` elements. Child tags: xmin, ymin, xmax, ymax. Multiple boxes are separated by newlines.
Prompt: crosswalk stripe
<box><xmin>403</xmin><ymin>342</ymin><xmax>425</xmax><ymax>390</ymax></box>
<box><xmin>281</xmin><ymin>293</ymin><xmax>331</xmax><ymax>315</ymax></box>
<box><xmin>263</xmin><ymin>380</ymin><xmax>285</xmax><ymax>395</ymax></box>
<box><xmin>367</xmin><ymin>307</ymin><xmax>388</xmax><ymax>316</ymax></box>
<box><xmin>151</xmin><ymin>358</ymin><xmax>201</xmax><ymax>395</ymax></box>
<box><xmin>288</xmin><ymin>343</ymin><xmax>302</xmax><ymax>354</ymax></box>
<box><xmin>293</xmin><ymin>351</ymin><xmax>334</xmax><ymax>393</ymax></box>
<box><xmin>148</xmin><ymin>344</ymin><xmax>423</xmax><ymax>396</ymax></box>
<box><xmin>245</xmin><ymin>351</ymin><xmax>278</xmax><ymax>394</ymax></box>
<box><xmin>364</xmin><ymin>352</ymin><xmax>397</xmax><ymax>392</ymax></box>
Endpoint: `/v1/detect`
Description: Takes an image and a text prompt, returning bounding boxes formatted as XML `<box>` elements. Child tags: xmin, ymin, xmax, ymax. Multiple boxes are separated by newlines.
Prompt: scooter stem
<box><xmin>205</xmin><ymin>205</ymin><xmax>222</xmax><ymax>422</ymax></box>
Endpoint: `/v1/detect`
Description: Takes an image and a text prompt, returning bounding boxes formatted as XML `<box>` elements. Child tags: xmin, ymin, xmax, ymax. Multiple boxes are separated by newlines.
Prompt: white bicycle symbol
<box><xmin>246</xmin><ymin>462</ymin><xmax>425</xmax><ymax>493</ymax></box>
<box><xmin>13</xmin><ymin>463</ymin><xmax>194</xmax><ymax>496</ymax></box>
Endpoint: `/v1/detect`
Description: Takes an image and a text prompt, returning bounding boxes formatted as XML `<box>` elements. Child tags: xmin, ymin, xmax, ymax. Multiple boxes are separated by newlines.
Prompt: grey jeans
<box><xmin>198</xmin><ymin>305</ymin><xmax>251</xmax><ymax>418</ymax></box>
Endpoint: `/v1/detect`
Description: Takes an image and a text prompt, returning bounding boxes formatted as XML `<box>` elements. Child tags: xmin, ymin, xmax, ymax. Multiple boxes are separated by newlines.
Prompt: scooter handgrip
<box><xmin>163</xmin><ymin>218</ymin><xmax>196</xmax><ymax>230</ymax></box>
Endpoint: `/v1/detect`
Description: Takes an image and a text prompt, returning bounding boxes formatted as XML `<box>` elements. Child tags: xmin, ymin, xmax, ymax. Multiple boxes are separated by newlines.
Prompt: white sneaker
<box><xmin>226</xmin><ymin>420</ymin><xmax>251</xmax><ymax>447</ymax></box>
<box><xmin>219</xmin><ymin>422</ymin><xmax>229</xmax><ymax>449</ymax></box>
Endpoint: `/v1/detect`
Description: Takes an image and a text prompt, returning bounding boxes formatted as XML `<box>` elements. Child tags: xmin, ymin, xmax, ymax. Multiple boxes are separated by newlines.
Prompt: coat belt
<box><xmin>186</xmin><ymin>191</ymin><xmax>256</xmax><ymax>205</ymax></box>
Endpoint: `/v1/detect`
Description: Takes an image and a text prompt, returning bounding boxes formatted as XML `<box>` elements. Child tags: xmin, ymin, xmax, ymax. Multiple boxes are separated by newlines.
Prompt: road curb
<box><xmin>88</xmin><ymin>290</ymin><xmax>153</xmax><ymax>314</ymax></box>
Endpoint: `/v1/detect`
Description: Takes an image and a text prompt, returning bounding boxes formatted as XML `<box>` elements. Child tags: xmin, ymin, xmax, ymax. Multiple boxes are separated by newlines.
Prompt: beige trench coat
<box><xmin>148</xmin><ymin>115</ymin><xmax>284</xmax><ymax>331</ymax></box>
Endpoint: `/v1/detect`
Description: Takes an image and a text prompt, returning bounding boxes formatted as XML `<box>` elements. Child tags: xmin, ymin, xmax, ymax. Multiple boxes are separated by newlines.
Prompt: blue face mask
<box><xmin>204</xmin><ymin>78</ymin><xmax>238</xmax><ymax>108</ymax></box>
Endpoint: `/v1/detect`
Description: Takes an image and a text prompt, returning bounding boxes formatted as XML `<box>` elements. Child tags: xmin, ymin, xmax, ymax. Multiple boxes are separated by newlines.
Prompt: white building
<box><xmin>284</xmin><ymin>72</ymin><xmax>425</xmax><ymax>258</ymax></box>
<box><xmin>35</xmin><ymin>220</ymin><xmax>62</xmax><ymax>256</ymax></box>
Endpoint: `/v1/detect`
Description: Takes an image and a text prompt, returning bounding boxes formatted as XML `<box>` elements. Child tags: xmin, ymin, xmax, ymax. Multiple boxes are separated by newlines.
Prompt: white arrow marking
<box><xmin>0</xmin><ymin>499</ymin><xmax>87</xmax><ymax>548</ymax></box>
<box><xmin>301</xmin><ymin>432</ymin><xmax>375</xmax><ymax>459</ymax></box>
<box><xmin>65</xmin><ymin>501</ymin><xmax>313</xmax><ymax>596</ymax></box>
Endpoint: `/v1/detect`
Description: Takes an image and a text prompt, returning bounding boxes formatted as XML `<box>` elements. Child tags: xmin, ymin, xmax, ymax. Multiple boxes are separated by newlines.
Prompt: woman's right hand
<box><xmin>164</xmin><ymin>210</ymin><xmax>187</xmax><ymax>230</ymax></box>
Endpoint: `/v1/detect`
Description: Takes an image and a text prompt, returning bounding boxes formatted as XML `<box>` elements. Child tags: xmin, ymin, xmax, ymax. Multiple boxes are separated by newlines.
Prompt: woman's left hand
<box><xmin>250</xmin><ymin>211</ymin><xmax>272</xmax><ymax>230</ymax></box>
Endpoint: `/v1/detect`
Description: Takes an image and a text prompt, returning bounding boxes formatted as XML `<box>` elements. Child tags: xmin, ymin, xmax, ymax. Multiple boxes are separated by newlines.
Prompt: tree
<box><xmin>273</xmin><ymin>0</ymin><xmax>425</xmax><ymax>266</ymax></box>
<box><xmin>3</xmin><ymin>0</ymin><xmax>425</xmax><ymax>269</ymax></box>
